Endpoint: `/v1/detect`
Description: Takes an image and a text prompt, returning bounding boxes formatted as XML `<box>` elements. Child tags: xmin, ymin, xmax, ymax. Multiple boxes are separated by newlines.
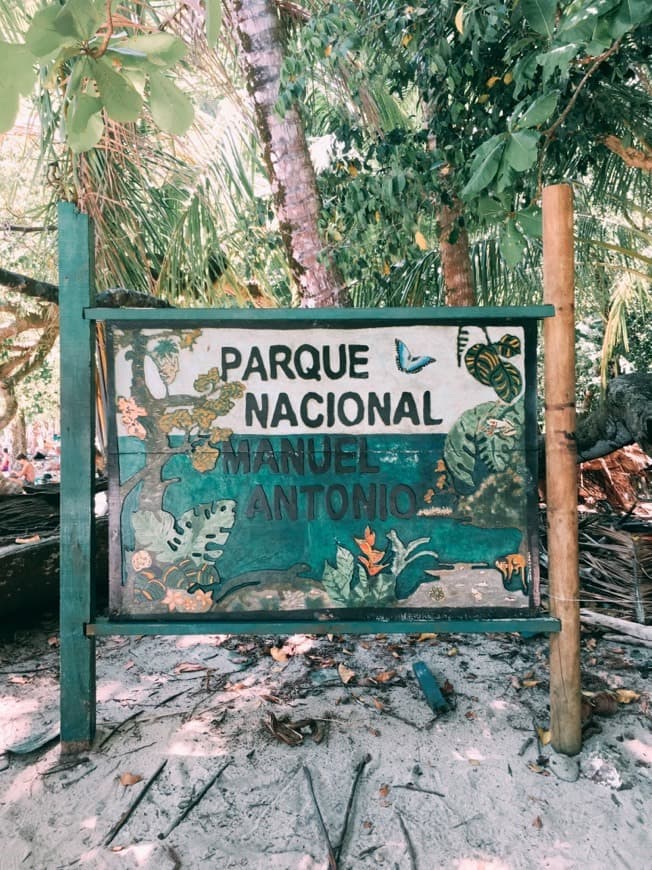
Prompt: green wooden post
<box><xmin>58</xmin><ymin>202</ymin><xmax>97</xmax><ymax>752</ymax></box>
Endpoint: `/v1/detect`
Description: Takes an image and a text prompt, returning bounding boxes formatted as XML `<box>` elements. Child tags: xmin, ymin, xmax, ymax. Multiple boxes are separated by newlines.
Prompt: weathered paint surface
<box><xmin>108</xmin><ymin>318</ymin><xmax>540</xmax><ymax>620</ymax></box>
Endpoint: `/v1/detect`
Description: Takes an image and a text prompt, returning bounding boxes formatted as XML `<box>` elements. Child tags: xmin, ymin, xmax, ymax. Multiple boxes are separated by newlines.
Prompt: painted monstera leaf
<box><xmin>444</xmin><ymin>399</ymin><xmax>524</xmax><ymax>491</ymax></box>
<box><xmin>132</xmin><ymin>509</ymin><xmax>176</xmax><ymax>562</ymax></box>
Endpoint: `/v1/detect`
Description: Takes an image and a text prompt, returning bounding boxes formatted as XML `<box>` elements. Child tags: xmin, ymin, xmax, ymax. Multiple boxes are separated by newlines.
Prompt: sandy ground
<box><xmin>0</xmin><ymin>616</ymin><xmax>650</xmax><ymax>870</ymax></box>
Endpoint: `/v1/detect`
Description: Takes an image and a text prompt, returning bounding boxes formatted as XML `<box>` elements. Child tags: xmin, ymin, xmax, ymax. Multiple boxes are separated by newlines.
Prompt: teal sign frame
<box><xmin>58</xmin><ymin>203</ymin><xmax>559</xmax><ymax>749</ymax></box>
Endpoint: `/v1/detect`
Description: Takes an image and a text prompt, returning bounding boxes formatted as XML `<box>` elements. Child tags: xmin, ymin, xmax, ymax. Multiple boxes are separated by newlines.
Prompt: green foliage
<box><xmin>0</xmin><ymin>1</ymin><xmax>193</xmax><ymax>141</ymax></box>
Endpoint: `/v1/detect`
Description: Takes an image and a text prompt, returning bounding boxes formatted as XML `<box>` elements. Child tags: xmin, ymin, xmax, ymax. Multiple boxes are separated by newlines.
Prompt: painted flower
<box><xmin>118</xmin><ymin>396</ymin><xmax>148</xmax><ymax>440</ymax></box>
<box><xmin>131</xmin><ymin>549</ymin><xmax>152</xmax><ymax>572</ymax></box>
<box><xmin>354</xmin><ymin>526</ymin><xmax>388</xmax><ymax>576</ymax></box>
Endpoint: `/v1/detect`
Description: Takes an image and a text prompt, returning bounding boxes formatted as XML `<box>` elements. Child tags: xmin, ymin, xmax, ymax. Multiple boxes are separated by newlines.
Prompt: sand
<box><xmin>0</xmin><ymin>618</ymin><xmax>650</xmax><ymax>869</ymax></box>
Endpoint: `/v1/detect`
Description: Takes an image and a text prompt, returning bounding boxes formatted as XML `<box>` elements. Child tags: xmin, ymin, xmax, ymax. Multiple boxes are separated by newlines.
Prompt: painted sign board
<box><xmin>107</xmin><ymin>311</ymin><xmax>543</xmax><ymax>623</ymax></box>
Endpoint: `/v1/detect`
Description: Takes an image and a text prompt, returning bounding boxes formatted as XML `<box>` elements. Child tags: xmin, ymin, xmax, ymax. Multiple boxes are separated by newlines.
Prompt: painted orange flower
<box><xmin>354</xmin><ymin>526</ymin><xmax>388</xmax><ymax>576</ymax></box>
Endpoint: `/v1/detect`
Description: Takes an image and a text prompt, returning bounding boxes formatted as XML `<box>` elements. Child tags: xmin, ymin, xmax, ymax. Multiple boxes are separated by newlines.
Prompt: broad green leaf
<box><xmin>557</xmin><ymin>3</ymin><xmax>599</xmax><ymax>43</ymax></box>
<box><xmin>476</xmin><ymin>400</ymin><xmax>524</xmax><ymax>474</ymax></box>
<box><xmin>514</xmin><ymin>205</ymin><xmax>542</xmax><ymax>238</ymax></box>
<box><xmin>500</xmin><ymin>220</ymin><xmax>527</xmax><ymax>268</ymax></box>
<box><xmin>505</xmin><ymin>130</ymin><xmax>539</xmax><ymax>171</ymax></box>
<box><xmin>461</xmin><ymin>136</ymin><xmax>505</xmax><ymax>198</ymax></box>
<box><xmin>206</xmin><ymin>0</ymin><xmax>222</xmax><ymax>48</ymax></box>
<box><xmin>536</xmin><ymin>44</ymin><xmax>578</xmax><ymax>83</ymax></box>
<box><xmin>477</xmin><ymin>196</ymin><xmax>507</xmax><ymax>222</ymax></box>
<box><xmin>466</xmin><ymin>340</ymin><xmax>523</xmax><ymax>400</ymax></box>
<box><xmin>148</xmin><ymin>72</ymin><xmax>194</xmax><ymax>135</ymax></box>
<box><xmin>67</xmin><ymin>94</ymin><xmax>104</xmax><ymax>152</ymax></box>
<box><xmin>25</xmin><ymin>5</ymin><xmax>77</xmax><ymax>58</ymax></box>
<box><xmin>0</xmin><ymin>87</ymin><xmax>19</xmax><ymax>135</ymax></box>
<box><xmin>515</xmin><ymin>91</ymin><xmax>559</xmax><ymax>129</ymax></box>
<box><xmin>54</xmin><ymin>0</ymin><xmax>104</xmax><ymax>41</ymax></box>
<box><xmin>90</xmin><ymin>58</ymin><xmax>142</xmax><ymax>122</ymax></box>
<box><xmin>119</xmin><ymin>33</ymin><xmax>187</xmax><ymax>68</ymax></box>
<box><xmin>521</xmin><ymin>0</ymin><xmax>557</xmax><ymax>37</ymax></box>
<box><xmin>0</xmin><ymin>43</ymin><xmax>36</xmax><ymax>97</ymax></box>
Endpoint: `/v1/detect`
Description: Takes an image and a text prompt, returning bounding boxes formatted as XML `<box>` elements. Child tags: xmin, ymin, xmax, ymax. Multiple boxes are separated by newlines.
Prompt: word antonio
<box><xmin>218</xmin><ymin>435</ymin><xmax>421</xmax><ymax>522</ymax></box>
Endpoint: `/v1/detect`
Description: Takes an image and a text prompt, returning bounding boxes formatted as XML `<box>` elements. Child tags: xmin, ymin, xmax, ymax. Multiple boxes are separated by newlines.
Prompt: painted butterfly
<box><xmin>394</xmin><ymin>339</ymin><xmax>436</xmax><ymax>374</ymax></box>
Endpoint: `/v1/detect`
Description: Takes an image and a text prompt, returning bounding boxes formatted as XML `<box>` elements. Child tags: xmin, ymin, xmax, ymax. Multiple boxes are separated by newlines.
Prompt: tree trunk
<box><xmin>437</xmin><ymin>195</ymin><xmax>476</xmax><ymax>306</ymax></box>
<box><xmin>226</xmin><ymin>0</ymin><xmax>347</xmax><ymax>308</ymax></box>
<box><xmin>10</xmin><ymin>409</ymin><xmax>27</xmax><ymax>456</ymax></box>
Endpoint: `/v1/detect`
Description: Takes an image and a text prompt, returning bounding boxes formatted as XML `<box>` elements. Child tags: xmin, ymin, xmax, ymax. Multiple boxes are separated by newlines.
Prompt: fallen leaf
<box><xmin>120</xmin><ymin>772</ymin><xmax>142</xmax><ymax>787</ymax></box>
<box><xmin>615</xmin><ymin>689</ymin><xmax>640</xmax><ymax>704</ymax></box>
<box><xmin>338</xmin><ymin>663</ymin><xmax>356</xmax><ymax>685</ymax></box>
<box><xmin>417</xmin><ymin>633</ymin><xmax>437</xmax><ymax>642</ymax></box>
<box><xmin>174</xmin><ymin>661</ymin><xmax>206</xmax><ymax>674</ymax></box>
<box><xmin>522</xmin><ymin>679</ymin><xmax>540</xmax><ymax>689</ymax></box>
<box><xmin>585</xmin><ymin>637</ymin><xmax>597</xmax><ymax>650</ymax></box>
<box><xmin>47</xmin><ymin>635</ymin><xmax>59</xmax><ymax>647</ymax></box>
<box><xmin>532</xmin><ymin>815</ymin><xmax>543</xmax><ymax>829</ymax></box>
<box><xmin>447</xmin><ymin>647</ymin><xmax>458</xmax><ymax>657</ymax></box>
<box><xmin>270</xmin><ymin>646</ymin><xmax>289</xmax><ymax>663</ymax></box>
<box><xmin>15</xmin><ymin>534</ymin><xmax>40</xmax><ymax>544</ymax></box>
<box><xmin>537</xmin><ymin>727</ymin><xmax>551</xmax><ymax>746</ymax></box>
<box><xmin>442</xmin><ymin>679</ymin><xmax>455</xmax><ymax>696</ymax></box>
<box><xmin>379</xmin><ymin>784</ymin><xmax>390</xmax><ymax>798</ymax></box>
<box><xmin>373</xmin><ymin>670</ymin><xmax>397</xmax><ymax>683</ymax></box>
<box><xmin>467</xmin><ymin>758</ymin><xmax>481</xmax><ymax>766</ymax></box>
<box><xmin>591</xmin><ymin>691</ymin><xmax>618</xmax><ymax>716</ymax></box>
<box><xmin>373</xmin><ymin>698</ymin><xmax>385</xmax><ymax>711</ymax></box>
<box><xmin>465</xmin><ymin>710</ymin><xmax>477</xmax><ymax>720</ymax></box>
<box><xmin>528</xmin><ymin>762</ymin><xmax>546</xmax><ymax>774</ymax></box>
<box><xmin>9</xmin><ymin>675</ymin><xmax>31</xmax><ymax>685</ymax></box>
<box><xmin>124</xmin><ymin>660</ymin><xmax>135</xmax><ymax>670</ymax></box>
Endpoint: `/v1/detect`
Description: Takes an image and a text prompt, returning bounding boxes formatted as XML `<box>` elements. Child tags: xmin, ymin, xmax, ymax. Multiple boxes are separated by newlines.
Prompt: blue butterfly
<box><xmin>394</xmin><ymin>339</ymin><xmax>436</xmax><ymax>374</ymax></box>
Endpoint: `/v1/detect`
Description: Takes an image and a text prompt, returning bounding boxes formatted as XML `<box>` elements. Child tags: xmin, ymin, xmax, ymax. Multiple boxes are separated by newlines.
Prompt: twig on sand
<box><xmin>98</xmin><ymin>711</ymin><xmax>142</xmax><ymax>750</ymax></box>
<box><xmin>392</xmin><ymin>783</ymin><xmax>445</xmax><ymax>797</ymax></box>
<box><xmin>350</xmin><ymin>692</ymin><xmax>421</xmax><ymax>729</ymax></box>
<box><xmin>396</xmin><ymin>811</ymin><xmax>417</xmax><ymax>869</ymax></box>
<box><xmin>159</xmin><ymin>759</ymin><xmax>232</xmax><ymax>840</ymax></box>
<box><xmin>335</xmin><ymin>753</ymin><xmax>371</xmax><ymax>862</ymax></box>
<box><xmin>303</xmin><ymin>765</ymin><xmax>337</xmax><ymax>870</ymax></box>
<box><xmin>104</xmin><ymin>759</ymin><xmax>168</xmax><ymax>846</ymax></box>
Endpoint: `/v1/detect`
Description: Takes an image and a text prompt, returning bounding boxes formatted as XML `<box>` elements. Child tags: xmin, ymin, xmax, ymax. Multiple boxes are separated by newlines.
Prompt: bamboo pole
<box><xmin>543</xmin><ymin>184</ymin><xmax>582</xmax><ymax>755</ymax></box>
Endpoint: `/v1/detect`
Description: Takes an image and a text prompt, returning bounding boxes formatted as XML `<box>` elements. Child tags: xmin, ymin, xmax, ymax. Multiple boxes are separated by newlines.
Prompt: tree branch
<box><xmin>0</xmin><ymin>267</ymin><xmax>58</xmax><ymax>304</ymax></box>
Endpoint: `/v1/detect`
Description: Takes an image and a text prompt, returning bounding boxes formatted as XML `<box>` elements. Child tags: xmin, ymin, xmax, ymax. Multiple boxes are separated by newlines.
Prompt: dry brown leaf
<box><xmin>379</xmin><ymin>784</ymin><xmax>390</xmax><ymax>798</ymax></box>
<box><xmin>532</xmin><ymin>815</ymin><xmax>543</xmax><ymax>829</ymax></box>
<box><xmin>270</xmin><ymin>646</ymin><xmax>289</xmax><ymax>663</ymax></box>
<box><xmin>592</xmin><ymin>691</ymin><xmax>618</xmax><ymax>716</ymax></box>
<box><xmin>447</xmin><ymin>647</ymin><xmax>458</xmax><ymax>657</ymax></box>
<box><xmin>174</xmin><ymin>661</ymin><xmax>206</xmax><ymax>674</ymax></box>
<box><xmin>465</xmin><ymin>710</ymin><xmax>477</xmax><ymax>720</ymax></box>
<box><xmin>414</xmin><ymin>230</ymin><xmax>428</xmax><ymax>250</ymax></box>
<box><xmin>522</xmin><ymin>679</ymin><xmax>540</xmax><ymax>689</ymax></box>
<box><xmin>537</xmin><ymin>726</ymin><xmax>551</xmax><ymax>746</ymax></box>
<box><xmin>47</xmin><ymin>635</ymin><xmax>59</xmax><ymax>647</ymax></box>
<box><xmin>338</xmin><ymin>663</ymin><xmax>356</xmax><ymax>685</ymax></box>
<box><xmin>374</xmin><ymin>670</ymin><xmax>397</xmax><ymax>683</ymax></box>
<box><xmin>615</xmin><ymin>689</ymin><xmax>640</xmax><ymax>704</ymax></box>
<box><xmin>373</xmin><ymin>698</ymin><xmax>385</xmax><ymax>711</ymax></box>
<box><xmin>528</xmin><ymin>762</ymin><xmax>546</xmax><ymax>774</ymax></box>
<box><xmin>120</xmin><ymin>772</ymin><xmax>142</xmax><ymax>787</ymax></box>
<box><xmin>467</xmin><ymin>758</ymin><xmax>481</xmax><ymax>766</ymax></box>
<box><xmin>417</xmin><ymin>632</ymin><xmax>437</xmax><ymax>642</ymax></box>
<box><xmin>9</xmin><ymin>675</ymin><xmax>30</xmax><ymax>685</ymax></box>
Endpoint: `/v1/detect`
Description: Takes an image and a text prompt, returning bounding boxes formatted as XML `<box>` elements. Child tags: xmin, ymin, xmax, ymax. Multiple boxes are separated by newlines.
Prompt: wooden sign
<box><xmin>107</xmin><ymin>311</ymin><xmax>543</xmax><ymax>622</ymax></box>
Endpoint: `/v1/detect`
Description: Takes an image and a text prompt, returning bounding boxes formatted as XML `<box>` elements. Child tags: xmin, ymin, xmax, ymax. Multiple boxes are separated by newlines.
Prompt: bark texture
<box><xmin>437</xmin><ymin>195</ymin><xmax>476</xmax><ymax>306</ymax></box>
<box><xmin>227</xmin><ymin>0</ymin><xmax>347</xmax><ymax>308</ymax></box>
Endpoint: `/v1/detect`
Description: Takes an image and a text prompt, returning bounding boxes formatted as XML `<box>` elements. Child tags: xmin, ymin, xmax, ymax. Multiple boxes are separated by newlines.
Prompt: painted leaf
<box><xmin>322</xmin><ymin>545</ymin><xmax>354</xmax><ymax>605</ymax></box>
<box><xmin>205</xmin><ymin>0</ymin><xmax>222</xmax><ymax>48</ymax></box>
<box><xmin>505</xmin><ymin>130</ymin><xmax>540</xmax><ymax>171</ymax></box>
<box><xmin>494</xmin><ymin>334</ymin><xmax>521</xmax><ymax>358</ymax></box>
<box><xmin>25</xmin><ymin>5</ymin><xmax>77</xmax><ymax>58</ymax></box>
<box><xmin>456</xmin><ymin>326</ymin><xmax>470</xmax><ymax>367</ymax></box>
<box><xmin>476</xmin><ymin>400</ymin><xmax>524</xmax><ymax>473</ymax></box>
<box><xmin>119</xmin><ymin>33</ymin><xmax>187</xmax><ymax>68</ymax></box>
<box><xmin>67</xmin><ymin>94</ymin><xmax>104</xmax><ymax>152</ymax></box>
<box><xmin>149</xmin><ymin>72</ymin><xmax>194</xmax><ymax>136</ymax></box>
<box><xmin>131</xmin><ymin>509</ymin><xmax>176</xmax><ymax>561</ymax></box>
<box><xmin>90</xmin><ymin>58</ymin><xmax>142</xmax><ymax>122</ymax></box>
<box><xmin>443</xmin><ymin>407</ymin><xmax>482</xmax><ymax>489</ymax></box>
<box><xmin>521</xmin><ymin>0</ymin><xmax>557</xmax><ymax>37</ymax></box>
<box><xmin>465</xmin><ymin>341</ymin><xmax>523</xmax><ymax>401</ymax></box>
<box><xmin>461</xmin><ymin>136</ymin><xmax>505</xmax><ymax>198</ymax></box>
